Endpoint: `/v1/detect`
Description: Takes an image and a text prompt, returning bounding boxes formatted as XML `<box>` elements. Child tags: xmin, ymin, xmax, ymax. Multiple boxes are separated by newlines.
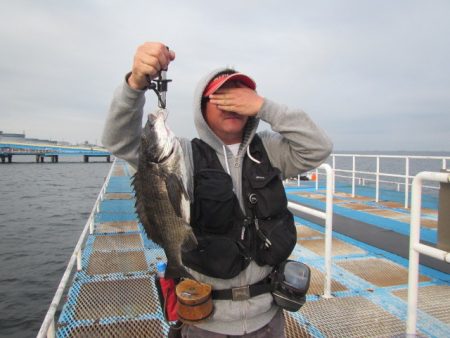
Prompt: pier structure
<box><xmin>0</xmin><ymin>141</ymin><xmax>111</xmax><ymax>163</ymax></box>
<box><xmin>38</xmin><ymin>159</ymin><xmax>449</xmax><ymax>338</ymax></box>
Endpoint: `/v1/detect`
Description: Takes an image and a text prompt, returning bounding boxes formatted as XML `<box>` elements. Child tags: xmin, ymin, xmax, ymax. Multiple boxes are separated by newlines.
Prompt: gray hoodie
<box><xmin>102</xmin><ymin>68</ymin><xmax>332</xmax><ymax>335</ymax></box>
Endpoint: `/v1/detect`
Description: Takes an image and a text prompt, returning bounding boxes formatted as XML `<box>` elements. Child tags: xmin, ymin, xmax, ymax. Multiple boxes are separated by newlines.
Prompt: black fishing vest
<box><xmin>181</xmin><ymin>135</ymin><xmax>297</xmax><ymax>279</ymax></box>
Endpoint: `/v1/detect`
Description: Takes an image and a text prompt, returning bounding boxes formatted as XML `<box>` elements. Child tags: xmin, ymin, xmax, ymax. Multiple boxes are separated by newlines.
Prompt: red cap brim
<box><xmin>203</xmin><ymin>73</ymin><xmax>256</xmax><ymax>97</ymax></box>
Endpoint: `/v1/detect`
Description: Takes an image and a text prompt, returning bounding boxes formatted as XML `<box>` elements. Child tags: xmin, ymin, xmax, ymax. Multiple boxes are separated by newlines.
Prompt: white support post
<box><xmin>76</xmin><ymin>249</ymin><xmax>82</xmax><ymax>271</ymax></box>
<box><xmin>332</xmin><ymin>155</ymin><xmax>336</xmax><ymax>193</ymax></box>
<box><xmin>375</xmin><ymin>156</ymin><xmax>380</xmax><ymax>202</ymax></box>
<box><xmin>406</xmin><ymin>174</ymin><xmax>421</xmax><ymax>335</ymax></box>
<box><xmin>405</xmin><ymin>157</ymin><xmax>410</xmax><ymax>209</ymax></box>
<box><xmin>47</xmin><ymin>318</ymin><xmax>55</xmax><ymax>338</ymax></box>
<box><xmin>297</xmin><ymin>174</ymin><xmax>300</xmax><ymax>187</ymax></box>
<box><xmin>323</xmin><ymin>164</ymin><xmax>334</xmax><ymax>299</ymax></box>
<box><xmin>352</xmin><ymin>155</ymin><xmax>356</xmax><ymax>197</ymax></box>
<box><xmin>406</xmin><ymin>171</ymin><xmax>450</xmax><ymax>335</ymax></box>
<box><xmin>288</xmin><ymin>163</ymin><xmax>334</xmax><ymax>299</ymax></box>
<box><xmin>89</xmin><ymin>219</ymin><xmax>94</xmax><ymax>235</ymax></box>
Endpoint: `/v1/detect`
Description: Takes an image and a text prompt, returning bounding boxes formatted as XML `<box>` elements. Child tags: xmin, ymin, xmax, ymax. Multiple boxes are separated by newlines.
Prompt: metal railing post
<box><xmin>405</xmin><ymin>157</ymin><xmax>410</xmax><ymax>209</ymax></box>
<box><xmin>287</xmin><ymin>163</ymin><xmax>334</xmax><ymax>298</ymax></box>
<box><xmin>47</xmin><ymin>318</ymin><xmax>55</xmax><ymax>338</ymax></box>
<box><xmin>375</xmin><ymin>156</ymin><xmax>380</xmax><ymax>202</ymax></box>
<box><xmin>76</xmin><ymin>249</ymin><xmax>82</xmax><ymax>271</ymax></box>
<box><xmin>323</xmin><ymin>164</ymin><xmax>334</xmax><ymax>299</ymax></box>
<box><xmin>332</xmin><ymin>155</ymin><xmax>336</xmax><ymax>193</ymax></box>
<box><xmin>406</xmin><ymin>174</ymin><xmax>422</xmax><ymax>335</ymax></box>
<box><xmin>352</xmin><ymin>155</ymin><xmax>356</xmax><ymax>197</ymax></box>
<box><xmin>406</xmin><ymin>171</ymin><xmax>450</xmax><ymax>335</ymax></box>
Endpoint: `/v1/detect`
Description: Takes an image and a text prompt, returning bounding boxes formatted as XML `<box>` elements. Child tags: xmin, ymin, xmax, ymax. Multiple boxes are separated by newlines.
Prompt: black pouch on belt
<box><xmin>271</xmin><ymin>260</ymin><xmax>311</xmax><ymax>312</ymax></box>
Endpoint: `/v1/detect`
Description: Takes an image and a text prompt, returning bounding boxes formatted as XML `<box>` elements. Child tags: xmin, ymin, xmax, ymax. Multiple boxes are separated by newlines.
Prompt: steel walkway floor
<box><xmin>55</xmin><ymin>161</ymin><xmax>450</xmax><ymax>337</ymax></box>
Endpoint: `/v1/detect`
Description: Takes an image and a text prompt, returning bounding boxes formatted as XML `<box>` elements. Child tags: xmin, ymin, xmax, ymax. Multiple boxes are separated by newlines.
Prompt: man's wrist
<box><xmin>127</xmin><ymin>73</ymin><xmax>147</xmax><ymax>90</ymax></box>
<box><xmin>125</xmin><ymin>72</ymin><xmax>146</xmax><ymax>91</ymax></box>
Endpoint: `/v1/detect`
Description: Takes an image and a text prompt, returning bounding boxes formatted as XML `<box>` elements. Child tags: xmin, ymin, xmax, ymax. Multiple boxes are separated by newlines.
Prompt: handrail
<box><xmin>288</xmin><ymin>163</ymin><xmax>334</xmax><ymax>298</ymax></box>
<box><xmin>406</xmin><ymin>171</ymin><xmax>450</xmax><ymax>335</ymax></box>
<box><xmin>330</xmin><ymin>154</ymin><xmax>449</xmax><ymax>208</ymax></box>
<box><xmin>37</xmin><ymin>159</ymin><xmax>116</xmax><ymax>338</ymax></box>
<box><xmin>332</xmin><ymin>172</ymin><xmax>439</xmax><ymax>192</ymax></box>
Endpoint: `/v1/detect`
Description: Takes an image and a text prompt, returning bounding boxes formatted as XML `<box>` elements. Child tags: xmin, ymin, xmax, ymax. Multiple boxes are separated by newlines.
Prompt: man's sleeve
<box><xmin>101</xmin><ymin>74</ymin><xmax>146</xmax><ymax>169</ymax></box>
<box><xmin>257</xmin><ymin>98</ymin><xmax>333</xmax><ymax>178</ymax></box>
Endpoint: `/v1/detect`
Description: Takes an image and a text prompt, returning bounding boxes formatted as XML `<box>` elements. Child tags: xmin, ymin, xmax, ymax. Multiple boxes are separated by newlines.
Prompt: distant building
<box><xmin>0</xmin><ymin>132</ymin><xmax>57</xmax><ymax>145</ymax></box>
<box><xmin>0</xmin><ymin>132</ymin><xmax>26</xmax><ymax>142</ymax></box>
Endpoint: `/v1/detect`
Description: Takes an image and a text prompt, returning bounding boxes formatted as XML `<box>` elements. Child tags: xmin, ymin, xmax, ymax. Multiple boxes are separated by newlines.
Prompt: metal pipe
<box><xmin>288</xmin><ymin>202</ymin><xmax>326</xmax><ymax>220</ymax></box>
<box><xmin>76</xmin><ymin>249</ymin><xmax>82</xmax><ymax>271</ymax></box>
<box><xmin>406</xmin><ymin>171</ymin><xmax>450</xmax><ymax>335</ymax></box>
<box><xmin>332</xmin><ymin>155</ymin><xmax>336</xmax><ymax>193</ymax></box>
<box><xmin>37</xmin><ymin>160</ymin><xmax>116</xmax><ymax>338</ymax></box>
<box><xmin>375</xmin><ymin>157</ymin><xmax>380</xmax><ymax>202</ymax></box>
<box><xmin>405</xmin><ymin>157</ymin><xmax>410</xmax><ymax>209</ymax></box>
<box><xmin>323</xmin><ymin>164</ymin><xmax>334</xmax><ymax>298</ymax></box>
<box><xmin>414</xmin><ymin>243</ymin><xmax>450</xmax><ymax>262</ymax></box>
<box><xmin>352</xmin><ymin>155</ymin><xmax>355</xmax><ymax>197</ymax></box>
<box><xmin>288</xmin><ymin>163</ymin><xmax>334</xmax><ymax>298</ymax></box>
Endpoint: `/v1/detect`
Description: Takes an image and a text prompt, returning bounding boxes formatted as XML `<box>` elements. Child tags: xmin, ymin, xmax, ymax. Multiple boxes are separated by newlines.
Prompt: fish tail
<box><xmin>165</xmin><ymin>262</ymin><xmax>194</xmax><ymax>280</ymax></box>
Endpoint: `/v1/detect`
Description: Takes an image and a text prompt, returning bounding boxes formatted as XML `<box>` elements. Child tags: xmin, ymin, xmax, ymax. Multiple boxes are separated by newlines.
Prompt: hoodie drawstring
<box><xmin>246</xmin><ymin>145</ymin><xmax>261</xmax><ymax>164</ymax></box>
<box><xmin>223</xmin><ymin>144</ymin><xmax>261</xmax><ymax>175</ymax></box>
<box><xmin>222</xmin><ymin>145</ymin><xmax>231</xmax><ymax>175</ymax></box>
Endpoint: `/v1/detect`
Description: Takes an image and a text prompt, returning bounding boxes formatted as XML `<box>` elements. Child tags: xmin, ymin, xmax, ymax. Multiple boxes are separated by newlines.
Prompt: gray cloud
<box><xmin>1</xmin><ymin>0</ymin><xmax>449</xmax><ymax>150</ymax></box>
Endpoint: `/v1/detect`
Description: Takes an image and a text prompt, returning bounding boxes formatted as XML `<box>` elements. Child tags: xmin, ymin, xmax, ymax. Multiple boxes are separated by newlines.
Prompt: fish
<box><xmin>132</xmin><ymin>109</ymin><xmax>197</xmax><ymax>279</ymax></box>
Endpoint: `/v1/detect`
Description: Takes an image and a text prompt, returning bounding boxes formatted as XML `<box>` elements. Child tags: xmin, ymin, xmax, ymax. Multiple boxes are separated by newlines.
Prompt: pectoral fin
<box><xmin>165</xmin><ymin>173</ymin><xmax>188</xmax><ymax>218</ymax></box>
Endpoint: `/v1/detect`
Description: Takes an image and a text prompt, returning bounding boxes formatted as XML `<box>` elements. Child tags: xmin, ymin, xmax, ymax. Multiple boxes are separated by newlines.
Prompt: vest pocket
<box><xmin>194</xmin><ymin>169</ymin><xmax>235</xmax><ymax>234</ymax></box>
<box><xmin>254</xmin><ymin>212</ymin><xmax>297</xmax><ymax>266</ymax></box>
<box><xmin>182</xmin><ymin>236</ymin><xmax>248</xmax><ymax>279</ymax></box>
<box><xmin>246</xmin><ymin>169</ymin><xmax>287</xmax><ymax>219</ymax></box>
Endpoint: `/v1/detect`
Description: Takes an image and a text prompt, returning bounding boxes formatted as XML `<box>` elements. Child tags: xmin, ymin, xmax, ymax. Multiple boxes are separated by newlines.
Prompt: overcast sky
<box><xmin>1</xmin><ymin>0</ymin><xmax>449</xmax><ymax>151</ymax></box>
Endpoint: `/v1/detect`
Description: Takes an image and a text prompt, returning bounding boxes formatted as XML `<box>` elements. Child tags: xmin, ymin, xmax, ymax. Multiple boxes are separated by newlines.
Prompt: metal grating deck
<box><xmin>392</xmin><ymin>285</ymin><xmax>450</xmax><ymax>324</ymax></box>
<box><xmin>87</xmin><ymin>251</ymin><xmax>148</xmax><ymax>275</ymax></box>
<box><xmin>54</xmin><ymin>160</ymin><xmax>450</xmax><ymax>337</ymax></box>
<box><xmin>297</xmin><ymin>296</ymin><xmax>414</xmax><ymax>338</ymax></box>
<box><xmin>63</xmin><ymin>319</ymin><xmax>163</xmax><ymax>338</ymax></box>
<box><xmin>298</xmin><ymin>237</ymin><xmax>366</xmax><ymax>257</ymax></box>
<box><xmin>337</xmin><ymin>257</ymin><xmax>431</xmax><ymax>287</ymax></box>
<box><xmin>95</xmin><ymin>220</ymin><xmax>139</xmax><ymax>234</ymax></box>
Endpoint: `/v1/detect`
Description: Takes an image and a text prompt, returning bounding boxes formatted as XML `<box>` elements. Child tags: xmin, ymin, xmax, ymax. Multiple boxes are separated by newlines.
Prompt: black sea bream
<box><xmin>133</xmin><ymin>109</ymin><xmax>197</xmax><ymax>279</ymax></box>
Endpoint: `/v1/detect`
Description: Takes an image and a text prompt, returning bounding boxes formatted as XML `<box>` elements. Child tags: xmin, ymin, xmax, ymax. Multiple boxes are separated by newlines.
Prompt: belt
<box><xmin>211</xmin><ymin>279</ymin><xmax>272</xmax><ymax>301</ymax></box>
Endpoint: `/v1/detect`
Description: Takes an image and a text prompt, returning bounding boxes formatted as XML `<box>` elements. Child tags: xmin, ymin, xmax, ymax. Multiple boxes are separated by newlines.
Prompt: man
<box><xmin>102</xmin><ymin>42</ymin><xmax>332</xmax><ymax>338</ymax></box>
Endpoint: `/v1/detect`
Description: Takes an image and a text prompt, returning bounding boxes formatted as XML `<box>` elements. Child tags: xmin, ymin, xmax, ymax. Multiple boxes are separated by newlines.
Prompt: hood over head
<box><xmin>193</xmin><ymin>67</ymin><xmax>260</xmax><ymax>155</ymax></box>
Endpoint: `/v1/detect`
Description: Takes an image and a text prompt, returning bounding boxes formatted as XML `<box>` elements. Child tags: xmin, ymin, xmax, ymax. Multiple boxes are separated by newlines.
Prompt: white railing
<box><xmin>406</xmin><ymin>171</ymin><xmax>450</xmax><ymax>336</ymax></box>
<box><xmin>328</xmin><ymin>154</ymin><xmax>449</xmax><ymax>208</ymax></box>
<box><xmin>288</xmin><ymin>163</ymin><xmax>334</xmax><ymax>298</ymax></box>
<box><xmin>37</xmin><ymin>160</ymin><xmax>116</xmax><ymax>338</ymax></box>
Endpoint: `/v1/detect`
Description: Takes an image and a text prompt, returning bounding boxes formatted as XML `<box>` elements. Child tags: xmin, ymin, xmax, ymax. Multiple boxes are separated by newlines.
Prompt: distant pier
<box><xmin>0</xmin><ymin>141</ymin><xmax>111</xmax><ymax>163</ymax></box>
